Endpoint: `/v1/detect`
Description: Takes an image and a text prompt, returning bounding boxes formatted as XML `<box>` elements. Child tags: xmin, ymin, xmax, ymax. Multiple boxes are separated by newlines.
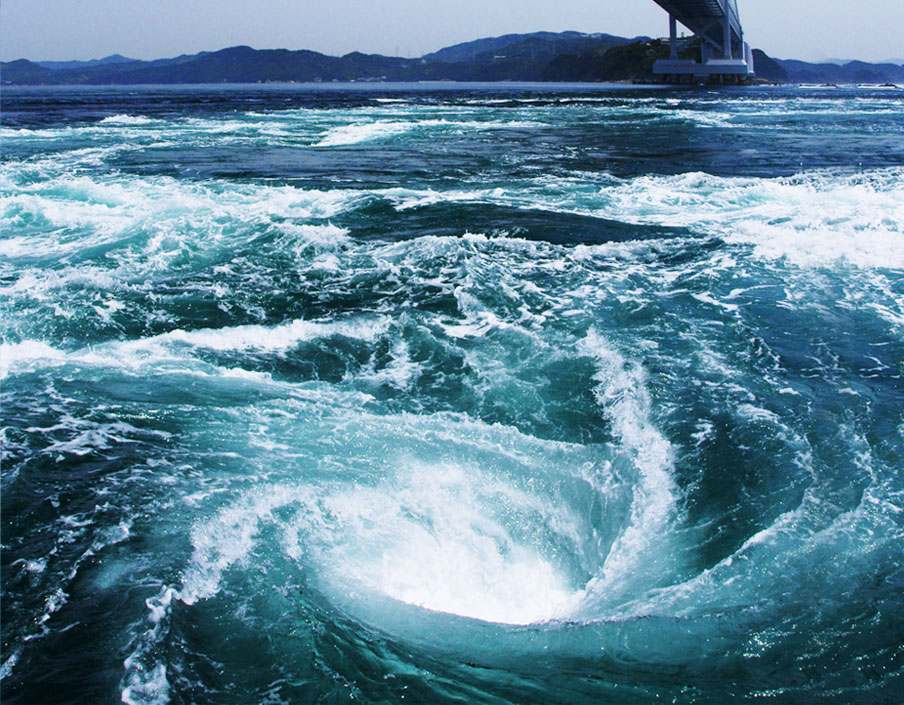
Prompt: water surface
<box><xmin>2</xmin><ymin>83</ymin><xmax>903</xmax><ymax>704</ymax></box>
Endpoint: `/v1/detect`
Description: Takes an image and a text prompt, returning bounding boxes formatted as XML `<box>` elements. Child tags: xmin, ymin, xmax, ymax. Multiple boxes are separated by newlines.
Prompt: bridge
<box><xmin>651</xmin><ymin>0</ymin><xmax>754</xmax><ymax>82</ymax></box>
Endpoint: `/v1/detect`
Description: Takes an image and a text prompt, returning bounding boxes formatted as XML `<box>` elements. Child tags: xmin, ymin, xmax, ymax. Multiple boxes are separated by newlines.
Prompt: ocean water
<box><xmin>1</xmin><ymin>83</ymin><xmax>903</xmax><ymax>704</ymax></box>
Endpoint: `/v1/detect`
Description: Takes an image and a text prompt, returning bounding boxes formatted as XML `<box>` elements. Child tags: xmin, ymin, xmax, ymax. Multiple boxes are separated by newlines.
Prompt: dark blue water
<box><xmin>2</xmin><ymin>83</ymin><xmax>903</xmax><ymax>704</ymax></box>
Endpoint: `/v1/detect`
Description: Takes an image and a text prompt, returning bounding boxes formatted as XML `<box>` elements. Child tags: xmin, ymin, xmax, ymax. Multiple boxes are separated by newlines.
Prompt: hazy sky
<box><xmin>2</xmin><ymin>0</ymin><xmax>903</xmax><ymax>64</ymax></box>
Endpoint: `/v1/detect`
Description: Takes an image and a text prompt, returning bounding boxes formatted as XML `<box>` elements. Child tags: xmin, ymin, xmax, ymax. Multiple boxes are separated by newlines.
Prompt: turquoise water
<box><xmin>2</xmin><ymin>84</ymin><xmax>903</xmax><ymax>704</ymax></box>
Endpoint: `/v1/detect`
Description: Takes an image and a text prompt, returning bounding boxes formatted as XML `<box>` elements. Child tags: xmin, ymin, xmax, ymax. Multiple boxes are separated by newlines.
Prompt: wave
<box><xmin>0</xmin><ymin>315</ymin><xmax>388</xmax><ymax>380</ymax></box>
<box><xmin>591</xmin><ymin>169</ymin><xmax>904</xmax><ymax>267</ymax></box>
<box><xmin>99</xmin><ymin>114</ymin><xmax>156</xmax><ymax>125</ymax></box>
<box><xmin>576</xmin><ymin>330</ymin><xmax>679</xmax><ymax>609</ymax></box>
<box><xmin>315</xmin><ymin>120</ymin><xmax>414</xmax><ymax>146</ymax></box>
<box><xmin>365</xmin><ymin>168</ymin><xmax>904</xmax><ymax>268</ymax></box>
<box><xmin>314</xmin><ymin>118</ymin><xmax>543</xmax><ymax>147</ymax></box>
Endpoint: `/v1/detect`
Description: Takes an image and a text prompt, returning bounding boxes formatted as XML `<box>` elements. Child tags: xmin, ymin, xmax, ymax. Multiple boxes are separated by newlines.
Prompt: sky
<box><xmin>2</xmin><ymin>0</ymin><xmax>903</xmax><ymax>64</ymax></box>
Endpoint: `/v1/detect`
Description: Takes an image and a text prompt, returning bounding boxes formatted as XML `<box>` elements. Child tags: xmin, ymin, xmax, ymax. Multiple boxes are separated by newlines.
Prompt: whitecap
<box><xmin>315</xmin><ymin>120</ymin><xmax>412</xmax><ymax>147</ymax></box>
<box><xmin>99</xmin><ymin>114</ymin><xmax>156</xmax><ymax>125</ymax></box>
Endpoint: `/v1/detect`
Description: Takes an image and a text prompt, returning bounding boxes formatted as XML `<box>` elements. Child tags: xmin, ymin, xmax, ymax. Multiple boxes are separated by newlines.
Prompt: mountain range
<box><xmin>3</xmin><ymin>32</ymin><xmax>904</xmax><ymax>85</ymax></box>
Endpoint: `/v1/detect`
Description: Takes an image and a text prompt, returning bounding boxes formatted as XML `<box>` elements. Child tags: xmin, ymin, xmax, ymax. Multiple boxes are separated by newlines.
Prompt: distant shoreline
<box><xmin>3</xmin><ymin>81</ymin><xmax>900</xmax><ymax>90</ymax></box>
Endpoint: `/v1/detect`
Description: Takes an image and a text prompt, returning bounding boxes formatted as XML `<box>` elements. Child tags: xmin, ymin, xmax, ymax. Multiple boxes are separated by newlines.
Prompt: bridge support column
<box><xmin>723</xmin><ymin>14</ymin><xmax>732</xmax><ymax>59</ymax></box>
<box><xmin>669</xmin><ymin>14</ymin><xmax>678</xmax><ymax>59</ymax></box>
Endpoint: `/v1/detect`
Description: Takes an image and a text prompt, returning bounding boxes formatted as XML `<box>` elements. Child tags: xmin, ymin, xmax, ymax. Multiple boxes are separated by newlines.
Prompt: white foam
<box><xmin>355</xmin><ymin>339</ymin><xmax>421</xmax><ymax>389</ymax></box>
<box><xmin>0</xmin><ymin>340</ymin><xmax>64</xmax><ymax>379</ymax></box>
<box><xmin>692</xmin><ymin>292</ymin><xmax>740</xmax><ymax>312</ymax></box>
<box><xmin>278</xmin><ymin>222</ymin><xmax>350</xmax><ymax>253</ymax></box>
<box><xmin>99</xmin><ymin>114</ymin><xmax>155</xmax><ymax>125</ymax></box>
<box><xmin>0</xmin><ymin>171</ymin><xmax>361</xmax><ymax>270</ymax></box>
<box><xmin>179</xmin><ymin>493</ymin><xmax>276</xmax><ymax>605</ymax></box>
<box><xmin>737</xmin><ymin>404</ymin><xmax>780</xmax><ymax>423</ymax></box>
<box><xmin>597</xmin><ymin>169</ymin><xmax>904</xmax><ymax>268</ymax></box>
<box><xmin>0</xmin><ymin>649</ymin><xmax>21</xmax><ymax>681</ymax></box>
<box><xmin>692</xmin><ymin>420</ymin><xmax>715</xmax><ymax>446</ymax></box>
<box><xmin>318</xmin><ymin>168</ymin><xmax>904</xmax><ymax>270</ymax></box>
<box><xmin>660</xmin><ymin>109</ymin><xmax>734</xmax><ymax>128</ymax></box>
<box><xmin>42</xmin><ymin>420</ymin><xmax>165</xmax><ymax>457</ymax></box>
<box><xmin>169</xmin><ymin>410</ymin><xmax>599</xmax><ymax>627</ymax></box>
<box><xmin>578</xmin><ymin>330</ymin><xmax>678</xmax><ymax>599</ymax></box>
<box><xmin>383</xmin><ymin>187</ymin><xmax>487</xmax><ymax>211</ymax></box>
<box><xmin>120</xmin><ymin>663</ymin><xmax>169</xmax><ymax>705</ymax></box>
<box><xmin>315</xmin><ymin>120</ymin><xmax>412</xmax><ymax>147</ymax></box>
<box><xmin>0</xmin><ymin>316</ymin><xmax>387</xmax><ymax>381</ymax></box>
<box><xmin>320</xmin><ymin>461</ymin><xmax>583</xmax><ymax>624</ymax></box>
<box><xmin>314</xmin><ymin>118</ymin><xmax>541</xmax><ymax>147</ymax></box>
<box><xmin>142</xmin><ymin>316</ymin><xmax>387</xmax><ymax>353</ymax></box>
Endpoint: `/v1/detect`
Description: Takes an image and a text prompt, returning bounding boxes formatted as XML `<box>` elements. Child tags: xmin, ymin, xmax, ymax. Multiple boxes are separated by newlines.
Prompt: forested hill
<box><xmin>0</xmin><ymin>32</ymin><xmax>642</xmax><ymax>84</ymax></box>
<box><xmin>3</xmin><ymin>32</ymin><xmax>904</xmax><ymax>85</ymax></box>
